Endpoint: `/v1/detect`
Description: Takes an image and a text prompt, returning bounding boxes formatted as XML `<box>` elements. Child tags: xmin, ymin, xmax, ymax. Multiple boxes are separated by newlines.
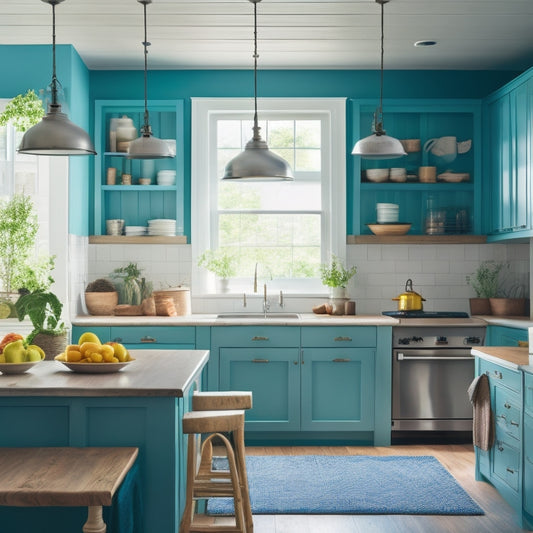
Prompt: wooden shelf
<box><xmin>89</xmin><ymin>235</ymin><xmax>187</xmax><ymax>244</ymax></box>
<box><xmin>347</xmin><ymin>234</ymin><xmax>487</xmax><ymax>245</ymax></box>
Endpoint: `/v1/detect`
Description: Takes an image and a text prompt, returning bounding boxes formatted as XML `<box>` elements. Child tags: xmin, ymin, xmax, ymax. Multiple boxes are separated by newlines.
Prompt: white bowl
<box><xmin>366</xmin><ymin>169</ymin><xmax>389</xmax><ymax>182</ymax></box>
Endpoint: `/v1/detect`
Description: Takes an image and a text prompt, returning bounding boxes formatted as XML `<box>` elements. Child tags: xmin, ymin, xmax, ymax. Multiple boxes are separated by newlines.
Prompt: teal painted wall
<box><xmin>0</xmin><ymin>44</ymin><xmax>91</xmax><ymax>236</ymax></box>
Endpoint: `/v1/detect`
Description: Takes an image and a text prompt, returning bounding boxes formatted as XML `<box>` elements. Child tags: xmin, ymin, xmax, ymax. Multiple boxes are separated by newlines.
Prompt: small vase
<box><xmin>217</xmin><ymin>278</ymin><xmax>230</xmax><ymax>294</ymax></box>
<box><xmin>329</xmin><ymin>287</ymin><xmax>346</xmax><ymax>300</ymax></box>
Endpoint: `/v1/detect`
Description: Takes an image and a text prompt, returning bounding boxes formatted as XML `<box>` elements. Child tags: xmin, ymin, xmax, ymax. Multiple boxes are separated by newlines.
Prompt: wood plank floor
<box><xmin>227</xmin><ymin>444</ymin><xmax>528</xmax><ymax>533</ymax></box>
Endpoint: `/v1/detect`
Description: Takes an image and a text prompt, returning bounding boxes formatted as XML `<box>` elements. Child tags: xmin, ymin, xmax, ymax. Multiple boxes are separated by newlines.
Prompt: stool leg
<box><xmin>179</xmin><ymin>433</ymin><xmax>197</xmax><ymax>533</ymax></box>
<box><xmin>233</xmin><ymin>427</ymin><xmax>253</xmax><ymax>533</ymax></box>
<box><xmin>82</xmin><ymin>506</ymin><xmax>106</xmax><ymax>533</ymax></box>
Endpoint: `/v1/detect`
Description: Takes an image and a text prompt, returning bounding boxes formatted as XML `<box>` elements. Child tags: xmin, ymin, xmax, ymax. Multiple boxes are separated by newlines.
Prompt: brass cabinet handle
<box><xmin>493</xmin><ymin>370</ymin><xmax>503</xmax><ymax>379</ymax></box>
<box><xmin>112</xmin><ymin>337</ymin><xmax>123</xmax><ymax>343</ymax></box>
<box><xmin>499</xmin><ymin>414</ymin><xmax>507</xmax><ymax>421</ymax></box>
<box><xmin>252</xmin><ymin>336</ymin><xmax>269</xmax><ymax>341</ymax></box>
<box><xmin>333</xmin><ymin>358</ymin><xmax>351</xmax><ymax>363</ymax></box>
<box><xmin>334</xmin><ymin>336</ymin><xmax>352</xmax><ymax>342</ymax></box>
<box><xmin>141</xmin><ymin>336</ymin><xmax>156</xmax><ymax>343</ymax></box>
<box><xmin>252</xmin><ymin>358</ymin><xmax>269</xmax><ymax>363</ymax></box>
<box><xmin>510</xmin><ymin>420</ymin><xmax>519</xmax><ymax>427</ymax></box>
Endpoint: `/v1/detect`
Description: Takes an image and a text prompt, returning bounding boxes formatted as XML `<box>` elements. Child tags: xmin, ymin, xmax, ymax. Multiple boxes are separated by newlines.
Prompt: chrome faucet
<box><xmin>262</xmin><ymin>283</ymin><xmax>270</xmax><ymax>317</ymax></box>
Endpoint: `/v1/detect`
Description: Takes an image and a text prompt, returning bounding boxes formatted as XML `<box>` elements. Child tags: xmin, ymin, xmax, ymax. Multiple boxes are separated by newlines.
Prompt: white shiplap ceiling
<box><xmin>1</xmin><ymin>0</ymin><xmax>532</xmax><ymax>71</ymax></box>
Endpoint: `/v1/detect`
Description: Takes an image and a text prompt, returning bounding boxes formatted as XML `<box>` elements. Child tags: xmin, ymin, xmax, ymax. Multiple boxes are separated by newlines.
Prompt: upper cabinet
<box><xmin>348</xmin><ymin>99</ymin><xmax>483</xmax><ymax>242</ymax></box>
<box><xmin>485</xmin><ymin>68</ymin><xmax>533</xmax><ymax>241</ymax></box>
<box><xmin>92</xmin><ymin>100</ymin><xmax>186</xmax><ymax>243</ymax></box>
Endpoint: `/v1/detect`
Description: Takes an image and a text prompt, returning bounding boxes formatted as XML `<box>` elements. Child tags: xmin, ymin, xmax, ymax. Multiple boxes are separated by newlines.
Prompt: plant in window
<box><xmin>0</xmin><ymin>89</ymin><xmax>45</xmax><ymax>132</ymax></box>
<box><xmin>320</xmin><ymin>255</ymin><xmax>357</xmax><ymax>298</ymax></box>
<box><xmin>198</xmin><ymin>249</ymin><xmax>236</xmax><ymax>293</ymax></box>
<box><xmin>12</xmin><ymin>255</ymin><xmax>56</xmax><ymax>294</ymax></box>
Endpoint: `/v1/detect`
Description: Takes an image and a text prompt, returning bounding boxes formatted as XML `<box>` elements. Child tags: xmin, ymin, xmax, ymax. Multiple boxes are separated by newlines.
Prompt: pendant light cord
<box><xmin>50</xmin><ymin>1</ymin><xmax>58</xmax><ymax>107</ymax></box>
<box><xmin>252</xmin><ymin>0</ymin><xmax>260</xmax><ymax>141</ymax></box>
<box><xmin>373</xmin><ymin>0</ymin><xmax>386</xmax><ymax>136</ymax></box>
<box><xmin>142</xmin><ymin>1</ymin><xmax>151</xmax><ymax>135</ymax></box>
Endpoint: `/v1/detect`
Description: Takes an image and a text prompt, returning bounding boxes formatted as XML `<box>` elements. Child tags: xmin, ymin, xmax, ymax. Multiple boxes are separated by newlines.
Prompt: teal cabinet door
<box><xmin>300</xmin><ymin>347</ymin><xmax>375</xmax><ymax>431</ymax></box>
<box><xmin>523</xmin><ymin>412</ymin><xmax>533</xmax><ymax>516</ymax></box>
<box><xmin>110</xmin><ymin>326</ymin><xmax>196</xmax><ymax>349</ymax></box>
<box><xmin>219</xmin><ymin>347</ymin><xmax>300</xmax><ymax>431</ymax></box>
<box><xmin>486</xmin><ymin>325</ymin><xmax>528</xmax><ymax>347</ymax></box>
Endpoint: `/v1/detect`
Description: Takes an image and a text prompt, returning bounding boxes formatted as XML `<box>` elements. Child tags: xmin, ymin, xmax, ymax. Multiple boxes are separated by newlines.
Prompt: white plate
<box><xmin>55</xmin><ymin>359</ymin><xmax>135</xmax><ymax>374</ymax></box>
<box><xmin>0</xmin><ymin>360</ymin><xmax>42</xmax><ymax>374</ymax></box>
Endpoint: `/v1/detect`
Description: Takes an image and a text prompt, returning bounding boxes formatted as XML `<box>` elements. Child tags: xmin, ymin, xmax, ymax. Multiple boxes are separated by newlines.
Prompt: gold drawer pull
<box><xmin>252</xmin><ymin>336</ymin><xmax>269</xmax><ymax>341</ymax></box>
<box><xmin>333</xmin><ymin>358</ymin><xmax>351</xmax><ymax>363</ymax></box>
<box><xmin>252</xmin><ymin>358</ymin><xmax>269</xmax><ymax>363</ymax></box>
<box><xmin>510</xmin><ymin>420</ymin><xmax>520</xmax><ymax>427</ymax></box>
<box><xmin>493</xmin><ymin>370</ymin><xmax>503</xmax><ymax>379</ymax></box>
<box><xmin>334</xmin><ymin>336</ymin><xmax>352</xmax><ymax>342</ymax></box>
<box><xmin>141</xmin><ymin>336</ymin><xmax>156</xmax><ymax>343</ymax></box>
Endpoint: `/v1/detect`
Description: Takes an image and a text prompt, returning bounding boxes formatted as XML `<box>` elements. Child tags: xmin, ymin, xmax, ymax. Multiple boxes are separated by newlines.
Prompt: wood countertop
<box><xmin>0</xmin><ymin>349</ymin><xmax>208</xmax><ymax>398</ymax></box>
<box><xmin>472</xmin><ymin>346</ymin><xmax>532</xmax><ymax>371</ymax></box>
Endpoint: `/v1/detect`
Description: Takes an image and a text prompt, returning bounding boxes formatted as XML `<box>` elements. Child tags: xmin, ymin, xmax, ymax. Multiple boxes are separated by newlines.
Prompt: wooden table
<box><xmin>0</xmin><ymin>447</ymin><xmax>138</xmax><ymax>533</ymax></box>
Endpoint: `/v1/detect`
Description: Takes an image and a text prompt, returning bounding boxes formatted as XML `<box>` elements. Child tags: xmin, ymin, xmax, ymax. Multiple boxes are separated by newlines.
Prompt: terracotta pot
<box><xmin>469</xmin><ymin>298</ymin><xmax>492</xmax><ymax>315</ymax></box>
<box><xmin>489</xmin><ymin>298</ymin><xmax>527</xmax><ymax>317</ymax></box>
<box><xmin>85</xmin><ymin>291</ymin><xmax>118</xmax><ymax>315</ymax></box>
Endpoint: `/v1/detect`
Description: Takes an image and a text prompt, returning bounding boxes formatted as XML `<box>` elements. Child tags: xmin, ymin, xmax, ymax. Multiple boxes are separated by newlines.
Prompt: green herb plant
<box><xmin>0</xmin><ymin>194</ymin><xmax>39</xmax><ymax>295</ymax></box>
<box><xmin>198</xmin><ymin>249</ymin><xmax>236</xmax><ymax>279</ymax></box>
<box><xmin>15</xmin><ymin>291</ymin><xmax>65</xmax><ymax>344</ymax></box>
<box><xmin>12</xmin><ymin>255</ymin><xmax>56</xmax><ymax>293</ymax></box>
<box><xmin>0</xmin><ymin>90</ymin><xmax>45</xmax><ymax>132</ymax></box>
<box><xmin>110</xmin><ymin>262</ymin><xmax>152</xmax><ymax>305</ymax></box>
<box><xmin>466</xmin><ymin>261</ymin><xmax>506</xmax><ymax>298</ymax></box>
<box><xmin>320</xmin><ymin>255</ymin><xmax>357</xmax><ymax>288</ymax></box>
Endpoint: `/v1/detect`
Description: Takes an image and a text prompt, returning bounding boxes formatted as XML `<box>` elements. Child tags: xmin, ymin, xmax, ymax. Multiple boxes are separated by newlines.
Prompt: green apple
<box><xmin>4</xmin><ymin>340</ymin><xmax>26</xmax><ymax>363</ymax></box>
<box><xmin>26</xmin><ymin>348</ymin><xmax>42</xmax><ymax>362</ymax></box>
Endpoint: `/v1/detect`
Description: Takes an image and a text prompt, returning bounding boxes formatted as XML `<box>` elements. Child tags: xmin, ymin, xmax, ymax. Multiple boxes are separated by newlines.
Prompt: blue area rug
<box><xmin>207</xmin><ymin>455</ymin><xmax>484</xmax><ymax>515</ymax></box>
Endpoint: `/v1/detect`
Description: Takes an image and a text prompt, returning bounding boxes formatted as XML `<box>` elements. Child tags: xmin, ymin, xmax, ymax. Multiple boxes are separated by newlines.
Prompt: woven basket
<box><xmin>32</xmin><ymin>331</ymin><xmax>68</xmax><ymax>360</ymax></box>
<box><xmin>85</xmin><ymin>291</ymin><xmax>118</xmax><ymax>315</ymax></box>
<box><xmin>152</xmin><ymin>288</ymin><xmax>191</xmax><ymax>316</ymax></box>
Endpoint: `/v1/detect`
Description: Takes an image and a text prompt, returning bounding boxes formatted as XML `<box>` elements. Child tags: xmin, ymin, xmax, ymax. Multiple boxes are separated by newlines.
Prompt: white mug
<box><xmin>424</xmin><ymin>136</ymin><xmax>457</xmax><ymax>157</ymax></box>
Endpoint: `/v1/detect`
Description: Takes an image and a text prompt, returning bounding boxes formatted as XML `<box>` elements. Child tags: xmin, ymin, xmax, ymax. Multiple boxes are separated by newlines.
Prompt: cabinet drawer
<box><xmin>301</xmin><ymin>326</ymin><xmax>376</xmax><ymax>347</ymax></box>
<box><xmin>524</xmin><ymin>413</ymin><xmax>533</xmax><ymax>515</ymax></box>
<box><xmin>494</xmin><ymin>386</ymin><xmax>521</xmax><ymax>441</ymax></box>
<box><xmin>479</xmin><ymin>358</ymin><xmax>522</xmax><ymax>393</ymax></box>
<box><xmin>525</xmin><ymin>372</ymin><xmax>533</xmax><ymax>415</ymax></box>
<box><xmin>212</xmin><ymin>326</ymin><xmax>300</xmax><ymax>347</ymax></box>
<box><xmin>493</xmin><ymin>430</ymin><xmax>521</xmax><ymax>493</ymax></box>
<box><xmin>110</xmin><ymin>326</ymin><xmax>195</xmax><ymax>345</ymax></box>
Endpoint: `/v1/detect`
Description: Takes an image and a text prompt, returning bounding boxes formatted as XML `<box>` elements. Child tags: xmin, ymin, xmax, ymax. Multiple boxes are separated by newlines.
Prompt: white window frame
<box><xmin>191</xmin><ymin>97</ymin><xmax>346</xmax><ymax>296</ymax></box>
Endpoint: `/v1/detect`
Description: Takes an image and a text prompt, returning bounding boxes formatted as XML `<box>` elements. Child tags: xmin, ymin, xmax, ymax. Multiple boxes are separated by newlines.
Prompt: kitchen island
<box><xmin>0</xmin><ymin>349</ymin><xmax>208</xmax><ymax>533</ymax></box>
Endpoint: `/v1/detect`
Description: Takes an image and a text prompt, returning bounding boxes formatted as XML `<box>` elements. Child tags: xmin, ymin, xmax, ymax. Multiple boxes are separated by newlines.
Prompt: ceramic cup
<box><xmin>419</xmin><ymin>166</ymin><xmax>437</xmax><ymax>182</ymax></box>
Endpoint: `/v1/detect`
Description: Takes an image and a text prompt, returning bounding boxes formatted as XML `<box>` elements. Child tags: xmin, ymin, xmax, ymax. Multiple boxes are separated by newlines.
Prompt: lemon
<box><xmin>0</xmin><ymin>302</ymin><xmax>11</xmax><ymax>319</ymax></box>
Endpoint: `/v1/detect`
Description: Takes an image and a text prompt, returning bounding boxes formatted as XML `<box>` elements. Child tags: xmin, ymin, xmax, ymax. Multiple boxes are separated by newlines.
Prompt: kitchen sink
<box><xmin>216</xmin><ymin>312</ymin><xmax>300</xmax><ymax>319</ymax></box>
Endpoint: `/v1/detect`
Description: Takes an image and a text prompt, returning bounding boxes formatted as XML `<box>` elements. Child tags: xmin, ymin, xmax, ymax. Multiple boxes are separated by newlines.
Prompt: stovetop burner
<box><xmin>382</xmin><ymin>310</ymin><xmax>470</xmax><ymax>318</ymax></box>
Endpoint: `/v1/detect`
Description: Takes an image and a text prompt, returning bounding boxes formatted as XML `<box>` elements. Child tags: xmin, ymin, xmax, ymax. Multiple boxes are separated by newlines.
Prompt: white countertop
<box><xmin>473</xmin><ymin>315</ymin><xmax>533</xmax><ymax>329</ymax></box>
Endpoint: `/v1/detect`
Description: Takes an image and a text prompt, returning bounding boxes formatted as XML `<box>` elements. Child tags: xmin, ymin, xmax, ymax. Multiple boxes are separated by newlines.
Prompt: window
<box><xmin>192</xmin><ymin>98</ymin><xmax>346</xmax><ymax>295</ymax></box>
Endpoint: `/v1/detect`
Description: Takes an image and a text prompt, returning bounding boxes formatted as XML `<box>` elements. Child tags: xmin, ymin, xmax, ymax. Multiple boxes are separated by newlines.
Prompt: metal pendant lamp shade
<box><xmin>222</xmin><ymin>0</ymin><xmax>293</xmax><ymax>181</ymax></box>
<box><xmin>128</xmin><ymin>0</ymin><xmax>172</xmax><ymax>159</ymax></box>
<box><xmin>352</xmin><ymin>0</ymin><xmax>406</xmax><ymax>160</ymax></box>
<box><xmin>18</xmin><ymin>0</ymin><xmax>95</xmax><ymax>156</ymax></box>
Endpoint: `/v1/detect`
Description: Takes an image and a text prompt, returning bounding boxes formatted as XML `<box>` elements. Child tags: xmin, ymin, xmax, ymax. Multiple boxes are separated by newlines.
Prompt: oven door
<box><xmin>392</xmin><ymin>348</ymin><xmax>474</xmax><ymax>431</ymax></box>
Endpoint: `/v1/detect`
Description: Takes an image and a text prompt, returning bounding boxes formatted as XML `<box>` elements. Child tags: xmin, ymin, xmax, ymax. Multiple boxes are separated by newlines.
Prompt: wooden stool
<box><xmin>180</xmin><ymin>410</ymin><xmax>248</xmax><ymax>533</ymax></box>
<box><xmin>0</xmin><ymin>447</ymin><xmax>138</xmax><ymax>533</ymax></box>
<box><xmin>192</xmin><ymin>392</ymin><xmax>253</xmax><ymax>533</ymax></box>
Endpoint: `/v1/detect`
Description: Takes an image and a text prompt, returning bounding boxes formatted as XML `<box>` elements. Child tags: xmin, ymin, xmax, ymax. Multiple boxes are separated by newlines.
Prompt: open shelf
<box><xmin>347</xmin><ymin>234</ymin><xmax>487</xmax><ymax>245</ymax></box>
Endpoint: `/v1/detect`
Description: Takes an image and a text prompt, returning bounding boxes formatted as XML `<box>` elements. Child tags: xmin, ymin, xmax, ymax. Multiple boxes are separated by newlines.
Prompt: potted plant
<box><xmin>15</xmin><ymin>290</ymin><xmax>67</xmax><ymax>359</ymax></box>
<box><xmin>84</xmin><ymin>278</ymin><xmax>118</xmax><ymax>315</ymax></box>
<box><xmin>110</xmin><ymin>262</ymin><xmax>152</xmax><ymax>305</ymax></box>
<box><xmin>0</xmin><ymin>89</ymin><xmax>45</xmax><ymax>133</ymax></box>
<box><xmin>320</xmin><ymin>255</ymin><xmax>357</xmax><ymax>299</ymax></box>
<box><xmin>466</xmin><ymin>261</ymin><xmax>505</xmax><ymax>315</ymax></box>
<box><xmin>198</xmin><ymin>249</ymin><xmax>236</xmax><ymax>293</ymax></box>
<box><xmin>0</xmin><ymin>194</ymin><xmax>39</xmax><ymax>301</ymax></box>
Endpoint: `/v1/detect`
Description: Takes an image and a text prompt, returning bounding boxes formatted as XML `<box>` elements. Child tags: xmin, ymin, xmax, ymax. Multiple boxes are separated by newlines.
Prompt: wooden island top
<box><xmin>0</xmin><ymin>349</ymin><xmax>209</xmax><ymax>397</ymax></box>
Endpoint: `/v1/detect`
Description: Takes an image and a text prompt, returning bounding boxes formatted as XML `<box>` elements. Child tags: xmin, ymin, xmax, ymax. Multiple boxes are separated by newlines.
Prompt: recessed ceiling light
<box><xmin>414</xmin><ymin>40</ymin><xmax>437</xmax><ymax>47</ymax></box>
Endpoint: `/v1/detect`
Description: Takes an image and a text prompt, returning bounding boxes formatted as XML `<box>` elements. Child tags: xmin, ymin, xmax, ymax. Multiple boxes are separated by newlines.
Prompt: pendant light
<box><xmin>128</xmin><ymin>0</ymin><xmax>172</xmax><ymax>159</ymax></box>
<box><xmin>222</xmin><ymin>0</ymin><xmax>293</xmax><ymax>181</ymax></box>
<box><xmin>352</xmin><ymin>0</ymin><xmax>406</xmax><ymax>160</ymax></box>
<box><xmin>18</xmin><ymin>0</ymin><xmax>96</xmax><ymax>156</ymax></box>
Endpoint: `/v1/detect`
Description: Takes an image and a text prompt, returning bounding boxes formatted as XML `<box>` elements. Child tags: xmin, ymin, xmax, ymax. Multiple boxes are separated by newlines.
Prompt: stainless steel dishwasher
<box><xmin>391</xmin><ymin>321</ymin><xmax>486</xmax><ymax>432</ymax></box>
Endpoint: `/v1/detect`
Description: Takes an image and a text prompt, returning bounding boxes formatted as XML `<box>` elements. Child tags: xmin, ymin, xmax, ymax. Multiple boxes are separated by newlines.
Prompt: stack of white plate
<box><xmin>125</xmin><ymin>225</ymin><xmax>147</xmax><ymax>236</ymax></box>
<box><xmin>147</xmin><ymin>219</ymin><xmax>176</xmax><ymax>236</ymax></box>
<box><xmin>376</xmin><ymin>203</ymin><xmax>399</xmax><ymax>223</ymax></box>
<box><xmin>157</xmin><ymin>170</ymin><xmax>176</xmax><ymax>186</ymax></box>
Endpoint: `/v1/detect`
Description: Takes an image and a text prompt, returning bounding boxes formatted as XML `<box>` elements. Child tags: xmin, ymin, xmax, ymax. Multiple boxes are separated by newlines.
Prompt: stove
<box><xmin>383</xmin><ymin>310</ymin><xmax>469</xmax><ymax>318</ymax></box>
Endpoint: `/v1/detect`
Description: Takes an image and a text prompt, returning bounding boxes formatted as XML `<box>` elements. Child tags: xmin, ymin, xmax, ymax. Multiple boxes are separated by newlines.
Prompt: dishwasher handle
<box><xmin>397</xmin><ymin>353</ymin><xmax>474</xmax><ymax>361</ymax></box>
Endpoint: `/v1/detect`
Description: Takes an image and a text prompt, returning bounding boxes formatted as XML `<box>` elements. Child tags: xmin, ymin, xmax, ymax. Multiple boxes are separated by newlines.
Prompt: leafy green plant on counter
<box><xmin>466</xmin><ymin>261</ymin><xmax>507</xmax><ymax>298</ymax></box>
<box><xmin>320</xmin><ymin>255</ymin><xmax>357</xmax><ymax>288</ymax></box>
<box><xmin>0</xmin><ymin>89</ymin><xmax>45</xmax><ymax>132</ymax></box>
<box><xmin>15</xmin><ymin>290</ymin><xmax>65</xmax><ymax>344</ymax></box>
<box><xmin>198</xmin><ymin>249</ymin><xmax>236</xmax><ymax>279</ymax></box>
<box><xmin>110</xmin><ymin>262</ymin><xmax>152</xmax><ymax>305</ymax></box>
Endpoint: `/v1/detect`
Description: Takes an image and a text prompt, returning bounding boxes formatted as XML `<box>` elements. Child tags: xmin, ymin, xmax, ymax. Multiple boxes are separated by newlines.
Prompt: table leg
<box><xmin>82</xmin><ymin>505</ymin><xmax>106</xmax><ymax>533</ymax></box>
